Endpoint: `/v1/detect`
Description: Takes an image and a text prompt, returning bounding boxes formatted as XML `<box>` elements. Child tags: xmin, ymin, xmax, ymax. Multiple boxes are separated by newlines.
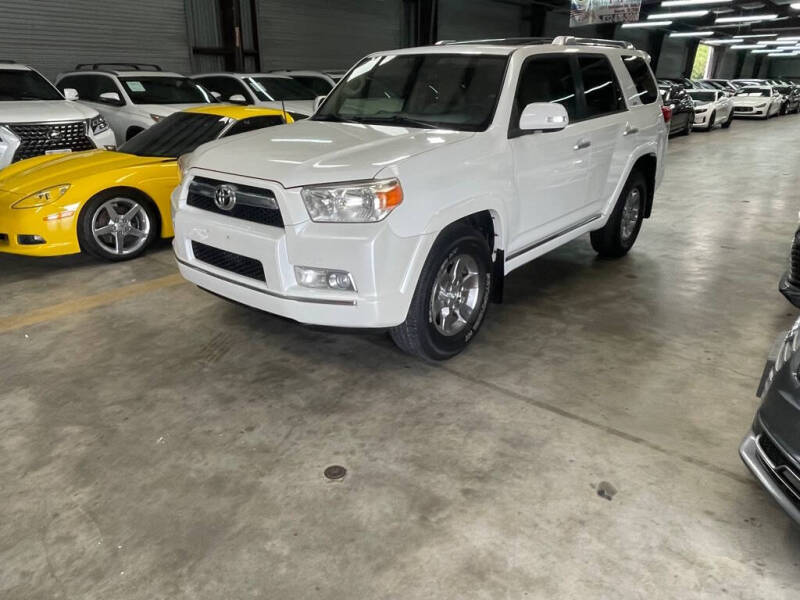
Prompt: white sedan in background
<box><xmin>688</xmin><ymin>89</ymin><xmax>734</xmax><ymax>130</ymax></box>
<box><xmin>732</xmin><ymin>86</ymin><xmax>782</xmax><ymax>119</ymax></box>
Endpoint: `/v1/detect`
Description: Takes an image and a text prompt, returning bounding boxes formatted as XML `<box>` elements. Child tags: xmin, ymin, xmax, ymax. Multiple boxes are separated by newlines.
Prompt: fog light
<box><xmin>18</xmin><ymin>234</ymin><xmax>46</xmax><ymax>245</ymax></box>
<box><xmin>295</xmin><ymin>266</ymin><xmax>355</xmax><ymax>291</ymax></box>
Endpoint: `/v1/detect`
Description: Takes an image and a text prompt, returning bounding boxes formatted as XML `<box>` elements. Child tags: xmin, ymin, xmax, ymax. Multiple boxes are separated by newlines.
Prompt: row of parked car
<box><xmin>657</xmin><ymin>75</ymin><xmax>800</xmax><ymax>137</ymax></box>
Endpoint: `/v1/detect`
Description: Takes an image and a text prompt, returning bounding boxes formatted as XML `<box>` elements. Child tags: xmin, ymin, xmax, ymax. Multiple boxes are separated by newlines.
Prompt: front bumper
<box><xmin>733</xmin><ymin>106</ymin><xmax>768</xmax><ymax>118</ymax></box>
<box><xmin>172</xmin><ymin>174</ymin><xmax>433</xmax><ymax>328</ymax></box>
<box><xmin>740</xmin><ymin>426</ymin><xmax>800</xmax><ymax>526</ymax></box>
<box><xmin>692</xmin><ymin>111</ymin><xmax>711</xmax><ymax>128</ymax></box>
<box><xmin>0</xmin><ymin>191</ymin><xmax>81</xmax><ymax>256</ymax></box>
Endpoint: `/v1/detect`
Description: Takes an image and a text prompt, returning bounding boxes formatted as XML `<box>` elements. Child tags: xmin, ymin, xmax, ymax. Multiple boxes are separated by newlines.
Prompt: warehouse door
<box><xmin>186</xmin><ymin>0</ymin><xmax>260</xmax><ymax>72</ymax></box>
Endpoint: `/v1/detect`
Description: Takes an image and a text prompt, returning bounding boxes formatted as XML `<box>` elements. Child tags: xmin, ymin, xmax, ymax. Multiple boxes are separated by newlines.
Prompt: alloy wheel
<box><xmin>620</xmin><ymin>187</ymin><xmax>642</xmax><ymax>243</ymax></box>
<box><xmin>429</xmin><ymin>253</ymin><xmax>481</xmax><ymax>336</ymax></box>
<box><xmin>91</xmin><ymin>198</ymin><xmax>151</xmax><ymax>256</ymax></box>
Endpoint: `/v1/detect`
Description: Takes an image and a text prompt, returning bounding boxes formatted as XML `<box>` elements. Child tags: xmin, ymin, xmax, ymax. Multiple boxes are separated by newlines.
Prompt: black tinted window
<box><xmin>225</xmin><ymin>115</ymin><xmax>285</xmax><ymax>136</ymax></box>
<box><xmin>245</xmin><ymin>77</ymin><xmax>318</xmax><ymax>101</ymax></box>
<box><xmin>291</xmin><ymin>75</ymin><xmax>333</xmax><ymax>96</ymax></box>
<box><xmin>1</xmin><ymin>69</ymin><xmax>63</xmax><ymax>101</ymax></box>
<box><xmin>620</xmin><ymin>55</ymin><xmax>658</xmax><ymax>105</ymax></box>
<box><xmin>58</xmin><ymin>74</ymin><xmax>119</xmax><ymax>102</ymax></box>
<box><xmin>120</xmin><ymin>76</ymin><xmax>215</xmax><ymax>104</ymax></box>
<box><xmin>514</xmin><ymin>55</ymin><xmax>577</xmax><ymax>122</ymax></box>
<box><xmin>195</xmin><ymin>76</ymin><xmax>250</xmax><ymax>102</ymax></box>
<box><xmin>577</xmin><ymin>56</ymin><xmax>625</xmax><ymax>118</ymax></box>
<box><xmin>118</xmin><ymin>112</ymin><xmax>228</xmax><ymax>157</ymax></box>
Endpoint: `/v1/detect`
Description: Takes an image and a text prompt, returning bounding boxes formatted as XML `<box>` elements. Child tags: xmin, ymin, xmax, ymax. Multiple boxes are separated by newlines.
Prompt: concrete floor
<box><xmin>2</xmin><ymin>116</ymin><xmax>800</xmax><ymax>599</ymax></box>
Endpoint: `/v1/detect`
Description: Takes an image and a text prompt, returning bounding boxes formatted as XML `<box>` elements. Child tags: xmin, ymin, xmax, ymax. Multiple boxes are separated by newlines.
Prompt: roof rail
<box><xmin>553</xmin><ymin>36</ymin><xmax>635</xmax><ymax>50</ymax></box>
<box><xmin>436</xmin><ymin>37</ymin><xmax>554</xmax><ymax>46</ymax></box>
<box><xmin>74</xmin><ymin>63</ymin><xmax>163</xmax><ymax>72</ymax></box>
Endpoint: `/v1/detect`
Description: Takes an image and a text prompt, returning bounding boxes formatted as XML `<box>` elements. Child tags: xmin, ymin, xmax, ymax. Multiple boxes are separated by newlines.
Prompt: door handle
<box><xmin>623</xmin><ymin>126</ymin><xmax>639</xmax><ymax>136</ymax></box>
<box><xmin>573</xmin><ymin>139</ymin><xmax>591</xmax><ymax>151</ymax></box>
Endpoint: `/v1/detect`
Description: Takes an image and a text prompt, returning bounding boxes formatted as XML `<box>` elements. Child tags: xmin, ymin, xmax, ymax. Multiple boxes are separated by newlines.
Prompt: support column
<box><xmin>649</xmin><ymin>31</ymin><xmax>666</xmax><ymax>75</ymax></box>
<box><xmin>682</xmin><ymin>39</ymin><xmax>700</xmax><ymax>78</ymax></box>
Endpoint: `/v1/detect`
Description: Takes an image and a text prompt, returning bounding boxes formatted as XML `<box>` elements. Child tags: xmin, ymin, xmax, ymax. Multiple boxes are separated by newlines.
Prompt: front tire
<box><xmin>590</xmin><ymin>170</ymin><xmax>646</xmax><ymax>259</ymax></box>
<box><xmin>78</xmin><ymin>190</ymin><xmax>158</xmax><ymax>261</ymax></box>
<box><xmin>707</xmin><ymin>111</ymin><xmax>716</xmax><ymax>130</ymax></box>
<box><xmin>722</xmin><ymin>110</ymin><xmax>734</xmax><ymax>129</ymax></box>
<box><xmin>390</xmin><ymin>223</ymin><xmax>492</xmax><ymax>361</ymax></box>
<box><xmin>683</xmin><ymin>116</ymin><xmax>692</xmax><ymax>136</ymax></box>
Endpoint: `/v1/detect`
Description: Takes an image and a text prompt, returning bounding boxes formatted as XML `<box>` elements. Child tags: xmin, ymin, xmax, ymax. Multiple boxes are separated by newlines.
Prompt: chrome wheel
<box><xmin>429</xmin><ymin>253</ymin><xmax>481</xmax><ymax>337</ymax></box>
<box><xmin>620</xmin><ymin>187</ymin><xmax>642</xmax><ymax>242</ymax></box>
<box><xmin>91</xmin><ymin>198</ymin><xmax>151</xmax><ymax>256</ymax></box>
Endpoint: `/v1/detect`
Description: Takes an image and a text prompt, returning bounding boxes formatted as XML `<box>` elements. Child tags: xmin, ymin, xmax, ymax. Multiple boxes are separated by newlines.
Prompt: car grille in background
<box><xmin>757</xmin><ymin>433</ymin><xmax>800</xmax><ymax>509</ymax></box>
<box><xmin>187</xmin><ymin>176</ymin><xmax>284</xmax><ymax>228</ymax></box>
<box><xmin>788</xmin><ymin>230</ymin><xmax>800</xmax><ymax>286</ymax></box>
<box><xmin>8</xmin><ymin>121</ymin><xmax>95</xmax><ymax>162</ymax></box>
<box><xmin>734</xmin><ymin>106</ymin><xmax>754</xmax><ymax>113</ymax></box>
<box><xmin>191</xmin><ymin>241</ymin><xmax>266</xmax><ymax>282</ymax></box>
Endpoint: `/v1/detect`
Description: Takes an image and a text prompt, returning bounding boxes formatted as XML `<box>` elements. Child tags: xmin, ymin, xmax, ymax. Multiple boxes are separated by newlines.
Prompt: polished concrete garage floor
<box><xmin>3</xmin><ymin>118</ymin><xmax>800</xmax><ymax>599</ymax></box>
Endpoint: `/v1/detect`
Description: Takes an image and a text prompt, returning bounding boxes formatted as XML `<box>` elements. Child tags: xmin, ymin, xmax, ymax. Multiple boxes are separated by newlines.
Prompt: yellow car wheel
<box><xmin>78</xmin><ymin>189</ymin><xmax>159</xmax><ymax>261</ymax></box>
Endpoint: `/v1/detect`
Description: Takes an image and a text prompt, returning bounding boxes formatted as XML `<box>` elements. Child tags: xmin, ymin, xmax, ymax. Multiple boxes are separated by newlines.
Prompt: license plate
<box><xmin>45</xmin><ymin>149</ymin><xmax>72</xmax><ymax>155</ymax></box>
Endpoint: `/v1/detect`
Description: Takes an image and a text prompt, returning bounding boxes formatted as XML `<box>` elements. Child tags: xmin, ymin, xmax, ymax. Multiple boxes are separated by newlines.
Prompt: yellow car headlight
<box><xmin>12</xmin><ymin>184</ymin><xmax>71</xmax><ymax>209</ymax></box>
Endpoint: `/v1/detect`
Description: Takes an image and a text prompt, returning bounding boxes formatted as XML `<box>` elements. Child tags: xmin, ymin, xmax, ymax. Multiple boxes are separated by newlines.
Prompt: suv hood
<box><xmin>188</xmin><ymin>120</ymin><xmax>474</xmax><ymax>188</ymax></box>
<box><xmin>733</xmin><ymin>96</ymin><xmax>770</xmax><ymax>106</ymax></box>
<box><xmin>0</xmin><ymin>100</ymin><xmax>99</xmax><ymax>124</ymax></box>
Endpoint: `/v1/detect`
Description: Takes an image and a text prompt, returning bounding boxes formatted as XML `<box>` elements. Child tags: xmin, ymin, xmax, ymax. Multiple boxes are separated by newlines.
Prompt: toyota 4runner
<box><xmin>172</xmin><ymin>37</ymin><xmax>669</xmax><ymax>360</ymax></box>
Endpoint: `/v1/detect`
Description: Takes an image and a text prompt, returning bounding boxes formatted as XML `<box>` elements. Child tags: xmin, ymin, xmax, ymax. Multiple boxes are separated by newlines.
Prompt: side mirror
<box><xmin>313</xmin><ymin>95</ymin><xmax>327</xmax><ymax>112</ymax></box>
<box><xmin>518</xmin><ymin>102</ymin><xmax>569</xmax><ymax>132</ymax></box>
<box><xmin>229</xmin><ymin>94</ymin><xmax>247</xmax><ymax>104</ymax></box>
<box><xmin>99</xmin><ymin>91</ymin><xmax>123</xmax><ymax>106</ymax></box>
<box><xmin>63</xmin><ymin>88</ymin><xmax>79</xmax><ymax>101</ymax></box>
<box><xmin>210</xmin><ymin>91</ymin><xmax>222</xmax><ymax>100</ymax></box>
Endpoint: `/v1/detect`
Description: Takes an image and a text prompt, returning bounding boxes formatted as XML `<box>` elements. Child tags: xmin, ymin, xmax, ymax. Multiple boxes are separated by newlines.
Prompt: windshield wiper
<box><xmin>312</xmin><ymin>114</ymin><xmax>359</xmax><ymax>124</ymax></box>
<box><xmin>364</xmin><ymin>115</ymin><xmax>439</xmax><ymax>129</ymax></box>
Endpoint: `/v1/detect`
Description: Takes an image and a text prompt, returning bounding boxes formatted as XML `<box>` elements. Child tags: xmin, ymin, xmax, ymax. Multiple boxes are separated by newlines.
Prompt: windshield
<box><xmin>736</xmin><ymin>88</ymin><xmax>770</xmax><ymax>97</ymax></box>
<box><xmin>120</xmin><ymin>76</ymin><xmax>215</xmax><ymax>104</ymax></box>
<box><xmin>244</xmin><ymin>77</ymin><xmax>317</xmax><ymax>101</ymax></box>
<box><xmin>118</xmin><ymin>112</ymin><xmax>229</xmax><ymax>158</ymax></box>
<box><xmin>0</xmin><ymin>69</ymin><xmax>63</xmax><ymax>101</ymax></box>
<box><xmin>290</xmin><ymin>75</ymin><xmax>333</xmax><ymax>96</ymax></box>
<box><xmin>313</xmin><ymin>53</ymin><xmax>509</xmax><ymax>132</ymax></box>
<box><xmin>688</xmin><ymin>91</ymin><xmax>716</xmax><ymax>103</ymax></box>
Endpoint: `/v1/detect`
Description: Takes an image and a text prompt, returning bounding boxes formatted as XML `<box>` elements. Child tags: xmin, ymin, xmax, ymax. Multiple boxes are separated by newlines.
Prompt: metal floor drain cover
<box><xmin>324</xmin><ymin>465</ymin><xmax>347</xmax><ymax>480</ymax></box>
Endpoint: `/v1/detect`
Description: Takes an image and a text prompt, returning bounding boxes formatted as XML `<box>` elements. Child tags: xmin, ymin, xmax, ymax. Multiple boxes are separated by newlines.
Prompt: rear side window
<box><xmin>514</xmin><ymin>55</ymin><xmax>578</xmax><ymax>121</ymax></box>
<box><xmin>196</xmin><ymin>76</ymin><xmax>250</xmax><ymax>102</ymax></box>
<box><xmin>620</xmin><ymin>55</ymin><xmax>658</xmax><ymax>105</ymax></box>
<box><xmin>577</xmin><ymin>56</ymin><xmax>625</xmax><ymax>118</ymax></box>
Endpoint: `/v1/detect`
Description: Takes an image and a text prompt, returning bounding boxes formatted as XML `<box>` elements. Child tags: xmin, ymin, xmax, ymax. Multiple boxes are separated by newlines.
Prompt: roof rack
<box><xmin>553</xmin><ymin>36</ymin><xmax>635</xmax><ymax>50</ymax></box>
<box><xmin>436</xmin><ymin>37</ymin><xmax>553</xmax><ymax>46</ymax></box>
<box><xmin>74</xmin><ymin>63</ymin><xmax>163</xmax><ymax>72</ymax></box>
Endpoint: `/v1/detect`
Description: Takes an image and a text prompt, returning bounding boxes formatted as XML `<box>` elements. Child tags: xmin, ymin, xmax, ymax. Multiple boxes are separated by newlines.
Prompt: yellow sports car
<box><xmin>0</xmin><ymin>105</ymin><xmax>291</xmax><ymax>260</ymax></box>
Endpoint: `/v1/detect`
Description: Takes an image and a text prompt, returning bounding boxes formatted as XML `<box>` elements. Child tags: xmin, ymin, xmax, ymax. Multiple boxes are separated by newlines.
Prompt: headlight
<box><xmin>88</xmin><ymin>115</ymin><xmax>109</xmax><ymax>135</ymax></box>
<box><xmin>301</xmin><ymin>178</ymin><xmax>403</xmax><ymax>223</ymax></box>
<box><xmin>695</xmin><ymin>107</ymin><xmax>708</xmax><ymax>113</ymax></box>
<box><xmin>756</xmin><ymin>103</ymin><xmax>767</xmax><ymax>108</ymax></box>
<box><xmin>12</xmin><ymin>184</ymin><xmax>70</xmax><ymax>209</ymax></box>
<box><xmin>150</xmin><ymin>113</ymin><xmax>163</xmax><ymax>123</ymax></box>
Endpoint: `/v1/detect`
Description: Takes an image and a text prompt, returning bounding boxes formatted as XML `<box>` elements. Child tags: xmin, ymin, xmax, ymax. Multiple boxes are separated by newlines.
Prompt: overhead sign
<box><xmin>570</xmin><ymin>0</ymin><xmax>642</xmax><ymax>27</ymax></box>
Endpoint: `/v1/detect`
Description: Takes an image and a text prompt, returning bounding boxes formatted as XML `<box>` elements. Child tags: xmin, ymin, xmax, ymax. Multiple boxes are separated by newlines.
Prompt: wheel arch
<box><xmin>630</xmin><ymin>153</ymin><xmax>658</xmax><ymax>219</ymax></box>
<box><xmin>76</xmin><ymin>186</ymin><xmax>162</xmax><ymax>250</ymax></box>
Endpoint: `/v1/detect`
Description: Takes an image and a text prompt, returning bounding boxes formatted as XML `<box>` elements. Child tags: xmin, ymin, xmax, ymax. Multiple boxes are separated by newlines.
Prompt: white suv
<box><xmin>55</xmin><ymin>64</ymin><xmax>216</xmax><ymax>144</ymax></box>
<box><xmin>172</xmin><ymin>37</ymin><xmax>668</xmax><ymax>360</ymax></box>
<box><xmin>191</xmin><ymin>73</ymin><xmax>317</xmax><ymax>118</ymax></box>
<box><xmin>0</xmin><ymin>62</ymin><xmax>116</xmax><ymax>169</ymax></box>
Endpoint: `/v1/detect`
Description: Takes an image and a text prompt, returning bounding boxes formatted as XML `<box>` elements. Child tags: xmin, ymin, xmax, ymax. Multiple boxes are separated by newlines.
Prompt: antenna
<box><xmin>281</xmin><ymin>99</ymin><xmax>288</xmax><ymax>123</ymax></box>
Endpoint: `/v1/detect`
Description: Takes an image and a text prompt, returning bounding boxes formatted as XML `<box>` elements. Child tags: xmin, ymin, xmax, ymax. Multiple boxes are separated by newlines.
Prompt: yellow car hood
<box><xmin>0</xmin><ymin>151</ymin><xmax>173</xmax><ymax>196</ymax></box>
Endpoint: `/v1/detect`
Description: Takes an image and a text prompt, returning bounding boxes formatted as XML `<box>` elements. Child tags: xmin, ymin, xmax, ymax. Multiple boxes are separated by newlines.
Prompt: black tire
<box><xmin>590</xmin><ymin>170</ymin><xmax>647</xmax><ymax>259</ymax></box>
<box><xmin>683</xmin><ymin>116</ymin><xmax>692</xmax><ymax>136</ymax></box>
<box><xmin>721</xmin><ymin>110</ymin><xmax>733</xmax><ymax>129</ymax></box>
<box><xmin>390</xmin><ymin>223</ymin><xmax>492</xmax><ymax>361</ymax></box>
<box><xmin>707</xmin><ymin>111</ymin><xmax>715</xmax><ymax>130</ymax></box>
<box><xmin>78</xmin><ymin>189</ymin><xmax>159</xmax><ymax>262</ymax></box>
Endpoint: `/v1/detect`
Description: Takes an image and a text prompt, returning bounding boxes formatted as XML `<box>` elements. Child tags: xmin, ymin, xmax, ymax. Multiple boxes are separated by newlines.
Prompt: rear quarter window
<box><xmin>621</xmin><ymin>55</ymin><xmax>659</xmax><ymax>105</ymax></box>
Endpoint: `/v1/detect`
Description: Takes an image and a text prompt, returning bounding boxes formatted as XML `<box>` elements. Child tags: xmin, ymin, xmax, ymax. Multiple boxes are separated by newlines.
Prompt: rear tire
<box><xmin>390</xmin><ymin>223</ymin><xmax>492</xmax><ymax>361</ymax></box>
<box><xmin>707</xmin><ymin>111</ymin><xmax>716</xmax><ymax>130</ymax></box>
<box><xmin>722</xmin><ymin>110</ymin><xmax>733</xmax><ymax>129</ymax></box>
<box><xmin>590</xmin><ymin>170</ymin><xmax>647</xmax><ymax>259</ymax></box>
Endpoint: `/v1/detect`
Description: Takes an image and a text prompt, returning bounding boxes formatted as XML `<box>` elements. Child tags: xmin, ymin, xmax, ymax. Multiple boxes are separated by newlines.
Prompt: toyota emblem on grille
<box><xmin>214</xmin><ymin>185</ymin><xmax>237</xmax><ymax>211</ymax></box>
<box><xmin>47</xmin><ymin>128</ymin><xmax>64</xmax><ymax>141</ymax></box>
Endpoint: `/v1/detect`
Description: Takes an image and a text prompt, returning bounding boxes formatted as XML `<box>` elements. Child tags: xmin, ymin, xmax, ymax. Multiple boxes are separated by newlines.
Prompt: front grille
<box><xmin>187</xmin><ymin>176</ymin><xmax>284</xmax><ymax>228</ymax></box>
<box><xmin>9</xmin><ymin>121</ymin><xmax>95</xmax><ymax>162</ymax></box>
<box><xmin>757</xmin><ymin>434</ymin><xmax>800</xmax><ymax>509</ymax></box>
<box><xmin>735</xmin><ymin>106</ymin><xmax>754</xmax><ymax>113</ymax></box>
<box><xmin>788</xmin><ymin>230</ymin><xmax>800</xmax><ymax>285</ymax></box>
<box><xmin>191</xmin><ymin>241</ymin><xmax>265</xmax><ymax>282</ymax></box>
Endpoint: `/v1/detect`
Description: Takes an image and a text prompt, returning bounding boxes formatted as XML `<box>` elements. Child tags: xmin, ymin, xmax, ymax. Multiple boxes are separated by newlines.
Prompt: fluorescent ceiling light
<box><xmin>777</xmin><ymin>36</ymin><xmax>800</xmax><ymax>41</ymax></box>
<box><xmin>751</xmin><ymin>48</ymin><xmax>774</xmax><ymax>53</ymax></box>
<box><xmin>702</xmin><ymin>38</ymin><xmax>742</xmax><ymax>44</ymax></box>
<box><xmin>621</xmin><ymin>20</ymin><xmax>673</xmax><ymax>27</ymax></box>
<box><xmin>769</xmin><ymin>52</ymin><xmax>799</xmax><ymax>56</ymax></box>
<box><xmin>715</xmin><ymin>14</ymin><xmax>778</xmax><ymax>23</ymax></box>
<box><xmin>757</xmin><ymin>40</ymin><xmax>798</xmax><ymax>45</ymax></box>
<box><xmin>648</xmin><ymin>9</ymin><xmax>709</xmax><ymax>18</ymax></box>
<box><xmin>670</xmin><ymin>31</ymin><xmax>714</xmax><ymax>37</ymax></box>
<box><xmin>735</xmin><ymin>33</ymin><xmax>777</xmax><ymax>38</ymax></box>
<box><xmin>731</xmin><ymin>44</ymin><xmax>763</xmax><ymax>49</ymax></box>
<box><xmin>661</xmin><ymin>0</ymin><xmax>730</xmax><ymax>5</ymax></box>
<box><xmin>791</xmin><ymin>3</ymin><xmax>800</xmax><ymax>8</ymax></box>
